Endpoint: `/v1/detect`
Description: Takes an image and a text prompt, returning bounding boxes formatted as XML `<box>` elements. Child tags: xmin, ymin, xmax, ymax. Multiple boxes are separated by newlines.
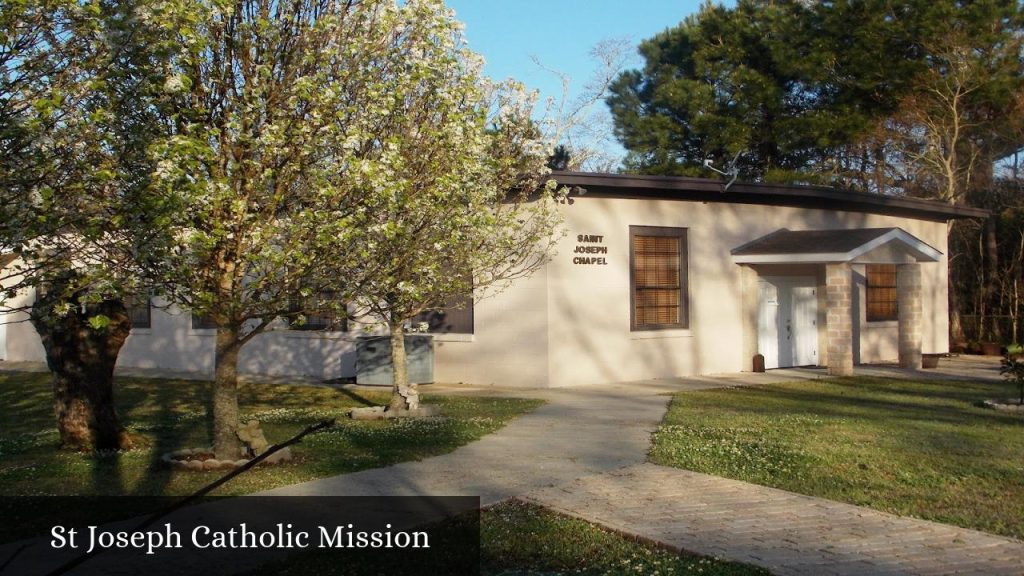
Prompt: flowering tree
<box><xmin>140</xmin><ymin>0</ymin><xmax>563</xmax><ymax>455</ymax></box>
<box><xmin>137</xmin><ymin>0</ymin><xmax>413</xmax><ymax>458</ymax></box>
<box><xmin>0</xmin><ymin>0</ymin><xmax>168</xmax><ymax>451</ymax></box>
<box><xmin>343</xmin><ymin>0</ymin><xmax>563</xmax><ymax>413</ymax></box>
<box><xmin>2</xmin><ymin>0</ymin><xmax>561</xmax><ymax>454</ymax></box>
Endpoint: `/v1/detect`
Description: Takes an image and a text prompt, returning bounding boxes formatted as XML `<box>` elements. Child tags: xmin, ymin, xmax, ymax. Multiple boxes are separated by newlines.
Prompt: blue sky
<box><xmin>444</xmin><ymin>1</ymin><xmax>711</xmax><ymax>166</ymax></box>
<box><xmin>446</xmin><ymin>1</ymin><xmax>706</xmax><ymax>109</ymax></box>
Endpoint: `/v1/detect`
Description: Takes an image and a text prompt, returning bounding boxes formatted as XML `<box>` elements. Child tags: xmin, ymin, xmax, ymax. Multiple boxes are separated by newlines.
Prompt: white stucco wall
<box><xmin>431</xmin><ymin>265</ymin><xmax>550</xmax><ymax>386</ymax></box>
<box><xmin>852</xmin><ymin>264</ymin><xmax>900</xmax><ymax>364</ymax></box>
<box><xmin>1</xmin><ymin>197</ymin><xmax>951</xmax><ymax>387</ymax></box>
<box><xmin>6</xmin><ymin>309</ymin><xmax>46</xmax><ymax>362</ymax></box>
<box><xmin>533</xmin><ymin>196</ymin><xmax>949</xmax><ymax>387</ymax></box>
<box><xmin>0</xmin><ymin>268</ymin><xmax>47</xmax><ymax>363</ymax></box>
<box><xmin>2</xmin><ymin>288</ymin><xmax>362</xmax><ymax>379</ymax></box>
<box><xmin>117</xmin><ymin>301</ymin><xmax>359</xmax><ymax>379</ymax></box>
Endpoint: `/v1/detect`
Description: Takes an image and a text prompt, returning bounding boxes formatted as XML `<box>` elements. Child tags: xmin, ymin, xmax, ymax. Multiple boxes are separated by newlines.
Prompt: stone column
<box><xmin>826</xmin><ymin>263</ymin><xmax>854</xmax><ymax>376</ymax></box>
<box><xmin>740</xmin><ymin>265</ymin><xmax>759</xmax><ymax>371</ymax></box>
<box><xmin>897</xmin><ymin>263</ymin><xmax>923</xmax><ymax>370</ymax></box>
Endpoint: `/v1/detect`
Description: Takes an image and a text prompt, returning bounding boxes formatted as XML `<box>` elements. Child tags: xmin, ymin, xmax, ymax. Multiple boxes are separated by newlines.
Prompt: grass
<box><xmin>1</xmin><ymin>371</ymin><xmax>767</xmax><ymax>575</ymax></box>
<box><xmin>650</xmin><ymin>376</ymin><xmax>1024</xmax><ymax>539</ymax></box>
<box><xmin>245</xmin><ymin>500</ymin><xmax>769</xmax><ymax>576</ymax></box>
<box><xmin>478</xmin><ymin>500</ymin><xmax>767</xmax><ymax>576</ymax></box>
<box><xmin>0</xmin><ymin>371</ymin><xmax>543</xmax><ymax>497</ymax></box>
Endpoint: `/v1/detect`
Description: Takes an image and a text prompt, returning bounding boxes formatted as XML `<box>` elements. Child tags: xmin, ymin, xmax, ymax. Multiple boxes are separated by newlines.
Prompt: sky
<box><xmin>445</xmin><ymin>1</ymin><xmax>705</xmax><ymax>100</ymax></box>
<box><xmin>444</xmin><ymin>1</ymin><xmax>713</xmax><ymax>166</ymax></box>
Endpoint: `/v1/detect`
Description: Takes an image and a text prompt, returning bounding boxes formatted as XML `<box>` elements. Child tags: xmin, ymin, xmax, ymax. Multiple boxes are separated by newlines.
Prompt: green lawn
<box><xmin>2</xmin><ymin>371</ymin><xmax>767</xmax><ymax>575</ymax></box>
<box><xmin>246</xmin><ymin>500</ymin><xmax>769</xmax><ymax>576</ymax></box>
<box><xmin>650</xmin><ymin>376</ymin><xmax>1024</xmax><ymax>539</ymax></box>
<box><xmin>0</xmin><ymin>371</ymin><xmax>543</xmax><ymax>497</ymax></box>
<box><xmin>478</xmin><ymin>500</ymin><xmax>767</xmax><ymax>576</ymax></box>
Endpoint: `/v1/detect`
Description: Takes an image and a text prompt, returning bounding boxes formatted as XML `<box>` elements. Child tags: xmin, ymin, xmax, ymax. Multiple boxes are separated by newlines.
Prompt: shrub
<box><xmin>1000</xmin><ymin>354</ymin><xmax>1024</xmax><ymax>405</ymax></box>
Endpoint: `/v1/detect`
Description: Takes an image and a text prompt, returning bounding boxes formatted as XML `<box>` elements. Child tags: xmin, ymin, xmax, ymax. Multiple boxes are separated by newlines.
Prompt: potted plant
<box><xmin>980</xmin><ymin>341</ymin><xmax>1002</xmax><ymax>356</ymax></box>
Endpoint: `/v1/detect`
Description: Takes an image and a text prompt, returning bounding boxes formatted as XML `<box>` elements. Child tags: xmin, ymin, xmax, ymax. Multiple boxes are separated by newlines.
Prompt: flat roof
<box><xmin>551</xmin><ymin>171</ymin><xmax>988</xmax><ymax>222</ymax></box>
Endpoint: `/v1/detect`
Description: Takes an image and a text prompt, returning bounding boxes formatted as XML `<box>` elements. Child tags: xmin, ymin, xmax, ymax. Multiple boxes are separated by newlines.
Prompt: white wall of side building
<box><xmin>0</xmin><ymin>265</ymin><xmax>47</xmax><ymax>363</ymax></box>
<box><xmin>1</xmin><ymin>191</ymin><xmax>953</xmax><ymax>389</ymax></box>
<box><xmin>431</xmin><ymin>264</ymin><xmax>550</xmax><ymax>386</ymax></box>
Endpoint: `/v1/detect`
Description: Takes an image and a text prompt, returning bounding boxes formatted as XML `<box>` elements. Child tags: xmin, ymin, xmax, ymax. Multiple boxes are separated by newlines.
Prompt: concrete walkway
<box><xmin>523</xmin><ymin>463</ymin><xmax>1024</xmax><ymax>576</ymax></box>
<box><xmin>259</xmin><ymin>356</ymin><xmax>1023</xmax><ymax>575</ymax></box>
<box><xmin>262</xmin><ymin>379</ymin><xmax>725</xmax><ymax>503</ymax></box>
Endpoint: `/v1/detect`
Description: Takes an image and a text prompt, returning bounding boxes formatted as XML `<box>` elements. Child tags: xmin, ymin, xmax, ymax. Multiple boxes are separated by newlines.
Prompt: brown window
<box><xmin>413</xmin><ymin>293</ymin><xmax>474</xmax><ymax>334</ymax></box>
<box><xmin>630</xmin><ymin>226</ymin><xmax>688</xmax><ymax>330</ymax></box>
<box><xmin>866</xmin><ymin>264</ymin><xmax>898</xmax><ymax>322</ymax></box>
<box><xmin>290</xmin><ymin>290</ymin><xmax>347</xmax><ymax>332</ymax></box>
<box><xmin>126</xmin><ymin>295</ymin><xmax>151</xmax><ymax>329</ymax></box>
<box><xmin>191</xmin><ymin>313</ymin><xmax>218</xmax><ymax>330</ymax></box>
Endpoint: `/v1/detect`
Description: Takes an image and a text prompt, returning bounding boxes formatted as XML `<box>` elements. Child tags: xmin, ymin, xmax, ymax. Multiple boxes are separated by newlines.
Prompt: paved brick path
<box><xmin>524</xmin><ymin>463</ymin><xmax>1024</xmax><ymax>576</ymax></box>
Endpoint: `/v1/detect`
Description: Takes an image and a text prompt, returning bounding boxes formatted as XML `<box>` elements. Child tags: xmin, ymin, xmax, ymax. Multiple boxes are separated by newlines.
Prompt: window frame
<box><xmin>289</xmin><ymin>289</ymin><xmax>348</xmax><ymax>332</ymax></box>
<box><xmin>865</xmin><ymin>263</ymin><xmax>899</xmax><ymax>322</ymax></box>
<box><xmin>126</xmin><ymin>295</ymin><xmax>151</xmax><ymax>329</ymax></box>
<box><xmin>191</xmin><ymin>313</ymin><xmax>218</xmax><ymax>330</ymax></box>
<box><xmin>412</xmin><ymin>294</ymin><xmax>474</xmax><ymax>335</ymax></box>
<box><xmin>629</xmin><ymin>225</ymin><xmax>689</xmax><ymax>331</ymax></box>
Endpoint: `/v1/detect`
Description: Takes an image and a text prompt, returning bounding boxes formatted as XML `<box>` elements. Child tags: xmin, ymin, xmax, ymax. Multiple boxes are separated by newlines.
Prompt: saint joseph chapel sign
<box><xmin>572</xmin><ymin>234</ymin><xmax>607</xmax><ymax>265</ymax></box>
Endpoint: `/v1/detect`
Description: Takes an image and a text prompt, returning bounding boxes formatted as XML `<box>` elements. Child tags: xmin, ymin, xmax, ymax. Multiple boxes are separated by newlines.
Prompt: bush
<box><xmin>1000</xmin><ymin>354</ymin><xmax>1024</xmax><ymax>405</ymax></box>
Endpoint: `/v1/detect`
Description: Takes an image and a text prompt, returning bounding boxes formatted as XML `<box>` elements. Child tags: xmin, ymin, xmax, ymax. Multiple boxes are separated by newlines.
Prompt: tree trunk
<box><xmin>30</xmin><ymin>275</ymin><xmax>133</xmax><ymax>452</ymax></box>
<box><xmin>947</xmin><ymin>221</ymin><xmax>966</xmax><ymax>343</ymax></box>
<box><xmin>212</xmin><ymin>326</ymin><xmax>242</xmax><ymax>459</ymax></box>
<box><xmin>873</xmin><ymin>145</ymin><xmax>886</xmax><ymax>195</ymax></box>
<box><xmin>984</xmin><ymin>216</ymin><xmax>1001</xmax><ymax>340</ymax></box>
<box><xmin>949</xmin><ymin>275</ymin><xmax>965</xmax><ymax>343</ymax></box>
<box><xmin>1012</xmin><ymin>267</ymin><xmax>1021</xmax><ymax>344</ymax></box>
<box><xmin>387</xmin><ymin>321</ymin><xmax>418</xmax><ymax>412</ymax></box>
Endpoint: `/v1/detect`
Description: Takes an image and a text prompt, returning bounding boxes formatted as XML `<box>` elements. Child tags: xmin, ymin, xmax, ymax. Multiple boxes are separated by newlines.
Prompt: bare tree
<box><xmin>533</xmin><ymin>37</ymin><xmax>634</xmax><ymax>172</ymax></box>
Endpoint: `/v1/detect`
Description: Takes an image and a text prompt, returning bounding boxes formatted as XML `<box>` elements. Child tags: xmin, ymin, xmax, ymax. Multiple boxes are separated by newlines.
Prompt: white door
<box><xmin>0</xmin><ymin>316</ymin><xmax>6</xmax><ymax>361</ymax></box>
<box><xmin>791</xmin><ymin>286</ymin><xmax>818</xmax><ymax>366</ymax></box>
<box><xmin>757</xmin><ymin>281</ymin><xmax>781</xmax><ymax>369</ymax></box>
<box><xmin>758</xmin><ymin>277</ymin><xmax>818</xmax><ymax>368</ymax></box>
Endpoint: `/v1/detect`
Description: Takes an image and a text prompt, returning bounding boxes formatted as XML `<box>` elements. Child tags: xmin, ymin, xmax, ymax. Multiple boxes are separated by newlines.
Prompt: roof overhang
<box><xmin>731</xmin><ymin>228</ymin><xmax>942</xmax><ymax>264</ymax></box>
<box><xmin>550</xmin><ymin>171</ymin><xmax>989</xmax><ymax>222</ymax></box>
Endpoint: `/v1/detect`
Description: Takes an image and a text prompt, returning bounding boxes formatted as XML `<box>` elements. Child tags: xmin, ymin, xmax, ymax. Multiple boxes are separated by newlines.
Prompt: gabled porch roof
<box><xmin>731</xmin><ymin>227</ymin><xmax>942</xmax><ymax>264</ymax></box>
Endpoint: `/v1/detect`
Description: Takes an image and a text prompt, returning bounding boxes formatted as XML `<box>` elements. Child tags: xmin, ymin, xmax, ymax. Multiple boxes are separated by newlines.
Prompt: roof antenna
<box><xmin>702</xmin><ymin>151</ymin><xmax>741</xmax><ymax>192</ymax></box>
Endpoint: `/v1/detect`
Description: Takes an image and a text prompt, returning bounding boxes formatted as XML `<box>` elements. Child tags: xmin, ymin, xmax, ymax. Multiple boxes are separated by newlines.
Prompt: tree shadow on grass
<box><xmin>0</xmin><ymin>372</ymin><xmax>58</xmax><ymax>437</ymax></box>
<box><xmin>691</xmin><ymin>380</ymin><xmax>1024</xmax><ymax>428</ymax></box>
<box><xmin>333</xmin><ymin>387</ymin><xmax>378</xmax><ymax>407</ymax></box>
<box><xmin>673</xmin><ymin>378</ymin><xmax>1024</xmax><ymax>484</ymax></box>
<box><xmin>91</xmin><ymin>450</ymin><xmax>126</xmax><ymax>496</ymax></box>
<box><xmin>103</xmin><ymin>376</ymin><xmax>215</xmax><ymax>496</ymax></box>
<box><xmin>132</xmin><ymin>379</ymin><xmax>211</xmax><ymax>496</ymax></box>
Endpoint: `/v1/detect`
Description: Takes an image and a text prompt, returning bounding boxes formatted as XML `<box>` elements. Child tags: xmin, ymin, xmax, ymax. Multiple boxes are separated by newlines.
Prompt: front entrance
<box><xmin>758</xmin><ymin>277</ymin><xmax>818</xmax><ymax>369</ymax></box>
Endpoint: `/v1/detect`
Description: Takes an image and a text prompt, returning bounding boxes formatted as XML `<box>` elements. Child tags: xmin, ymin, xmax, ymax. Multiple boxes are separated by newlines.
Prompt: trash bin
<box><xmin>356</xmin><ymin>334</ymin><xmax>434</xmax><ymax>385</ymax></box>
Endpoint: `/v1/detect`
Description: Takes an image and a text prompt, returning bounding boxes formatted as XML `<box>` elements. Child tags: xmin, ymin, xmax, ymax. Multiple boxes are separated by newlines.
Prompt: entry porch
<box><xmin>732</xmin><ymin>228</ymin><xmax>943</xmax><ymax>375</ymax></box>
